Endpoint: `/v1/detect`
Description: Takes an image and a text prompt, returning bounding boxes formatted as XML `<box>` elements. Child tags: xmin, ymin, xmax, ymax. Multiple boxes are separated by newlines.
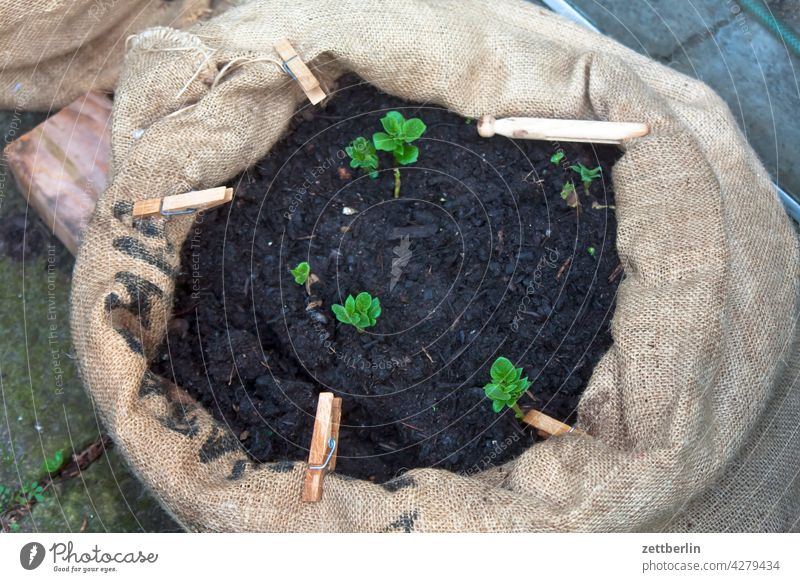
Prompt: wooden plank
<box><xmin>302</xmin><ymin>392</ymin><xmax>337</xmax><ymax>502</ymax></box>
<box><xmin>3</xmin><ymin>91</ymin><xmax>112</xmax><ymax>255</ymax></box>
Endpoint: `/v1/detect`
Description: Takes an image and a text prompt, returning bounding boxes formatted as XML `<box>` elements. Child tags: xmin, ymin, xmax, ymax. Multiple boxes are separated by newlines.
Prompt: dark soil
<box><xmin>152</xmin><ymin>75</ymin><xmax>622</xmax><ymax>482</ymax></box>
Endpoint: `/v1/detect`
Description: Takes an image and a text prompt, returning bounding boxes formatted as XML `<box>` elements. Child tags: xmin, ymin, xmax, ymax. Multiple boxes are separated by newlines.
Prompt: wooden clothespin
<box><xmin>522</xmin><ymin>409</ymin><xmax>583</xmax><ymax>439</ymax></box>
<box><xmin>477</xmin><ymin>115</ymin><xmax>649</xmax><ymax>145</ymax></box>
<box><xmin>274</xmin><ymin>39</ymin><xmax>326</xmax><ymax>105</ymax></box>
<box><xmin>132</xmin><ymin>186</ymin><xmax>233</xmax><ymax>218</ymax></box>
<box><xmin>302</xmin><ymin>392</ymin><xmax>342</xmax><ymax>502</ymax></box>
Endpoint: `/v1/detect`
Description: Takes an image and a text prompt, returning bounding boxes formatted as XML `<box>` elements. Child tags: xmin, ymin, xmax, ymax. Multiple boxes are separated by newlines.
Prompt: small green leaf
<box><xmin>570</xmin><ymin>163</ymin><xmax>602</xmax><ymax>190</ymax></box>
<box><xmin>490</xmin><ymin>357</ymin><xmax>515</xmax><ymax>383</ymax></box>
<box><xmin>369</xmin><ymin>297</ymin><xmax>381</xmax><ymax>319</ymax></box>
<box><xmin>332</xmin><ymin>291</ymin><xmax>381</xmax><ymax>331</ymax></box>
<box><xmin>331</xmin><ymin>304</ymin><xmax>348</xmax><ymax>322</ymax></box>
<box><xmin>401</xmin><ymin>118</ymin><xmax>426</xmax><ymax>141</ymax></box>
<box><xmin>346</xmin><ymin>137</ymin><xmax>379</xmax><ymax>176</ymax></box>
<box><xmin>484</xmin><ymin>384</ymin><xmax>509</xmax><ymax>400</ymax></box>
<box><xmin>351</xmin><ymin>136</ymin><xmax>374</xmax><ymax>158</ymax></box>
<box><xmin>42</xmin><ymin>449</ymin><xmax>64</xmax><ymax>474</ymax></box>
<box><xmin>550</xmin><ymin>151</ymin><xmax>565</xmax><ymax>164</ymax></box>
<box><xmin>355</xmin><ymin>292</ymin><xmax>372</xmax><ymax>312</ymax></box>
<box><xmin>509</xmin><ymin>380</ymin><xmax>524</xmax><ymax>399</ymax></box>
<box><xmin>340</xmin><ymin>311</ymin><xmax>353</xmax><ymax>324</ymax></box>
<box><xmin>492</xmin><ymin>400</ymin><xmax>505</xmax><ymax>413</ymax></box>
<box><xmin>587</xmin><ymin>246</ymin><xmax>596</xmax><ymax>257</ymax></box>
<box><xmin>289</xmin><ymin>262</ymin><xmax>310</xmax><ymax>285</ymax></box>
<box><xmin>394</xmin><ymin>144</ymin><xmax>419</xmax><ymax>165</ymax></box>
<box><xmin>373</xmin><ymin>132</ymin><xmax>396</xmax><ymax>152</ymax></box>
<box><xmin>560</xmin><ymin>182</ymin><xmax>579</xmax><ymax>208</ymax></box>
<box><xmin>381</xmin><ymin>111</ymin><xmax>404</xmax><ymax>135</ymax></box>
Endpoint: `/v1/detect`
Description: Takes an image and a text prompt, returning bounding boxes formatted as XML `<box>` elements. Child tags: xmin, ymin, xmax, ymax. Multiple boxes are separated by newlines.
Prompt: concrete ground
<box><xmin>0</xmin><ymin>0</ymin><xmax>797</xmax><ymax>532</ymax></box>
<box><xmin>563</xmin><ymin>0</ymin><xmax>800</xmax><ymax>200</ymax></box>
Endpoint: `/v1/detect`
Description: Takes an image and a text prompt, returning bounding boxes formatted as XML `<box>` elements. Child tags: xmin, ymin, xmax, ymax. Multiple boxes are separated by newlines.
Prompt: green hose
<box><xmin>738</xmin><ymin>0</ymin><xmax>800</xmax><ymax>59</ymax></box>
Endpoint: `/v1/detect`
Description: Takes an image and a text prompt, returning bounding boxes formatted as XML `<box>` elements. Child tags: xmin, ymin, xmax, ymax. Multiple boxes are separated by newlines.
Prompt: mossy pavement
<box><xmin>1</xmin><ymin>109</ymin><xmax>177</xmax><ymax>532</ymax></box>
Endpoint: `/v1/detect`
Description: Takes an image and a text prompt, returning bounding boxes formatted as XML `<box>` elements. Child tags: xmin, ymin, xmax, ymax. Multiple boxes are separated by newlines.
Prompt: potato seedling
<box><xmin>560</xmin><ymin>181</ymin><xmax>579</xmax><ymax>208</ymax></box>
<box><xmin>332</xmin><ymin>292</ymin><xmax>381</xmax><ymax>332</ymax></box>
<box><xmin>345</xmin><ymin>137</ymin><xmax>379</xmax><ymax>178</ymax></box>
<box><xmin>484</xmin><ymin>356</ymin><xmax>531</xmax><ymax>418</ymax></box>
<box><xmin>570</xmin><ymin>163</ymin><xmax>602</xmax><ymax>195</ymax></box>
<box><xmin>20</xmin><ymin>482</ymin><xmax>45</xmax><ymax>504</ymax></box>
<box><xmin>344</xmin><ymin>111</ymin><xmax>427</xmax><ymax>197</ymax></box>
<box><xmin>373</xmin><ymin>111</ymin><xmax>427</xmax><ymax>198</ymax></box>
<box><xmin>1</xmin><ymin>481</ymin><xmax>45</xmax><ymax>509</ymax></box>
<box><xmin>290</xmin><ymin>261</ymin><xmax>311</xmax><ymax>285</ymax></box>
<box><xmin>41</xmin><ymin>449</ymin><xmax>65</xmax><ymax>474</ymax></box>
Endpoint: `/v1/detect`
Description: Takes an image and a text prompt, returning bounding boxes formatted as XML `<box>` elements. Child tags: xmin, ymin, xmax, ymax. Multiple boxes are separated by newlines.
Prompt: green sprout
<box><xmin>0</xmin><ymin>484</ymin><xmax>10</xmax><ymax>508</ymax></box>
<box><xmin>587</xmin><ymin>246</ymin><xmax>596</xmax><ymax>257</ymax></box>
<box><xmin>560</xmin><ymin>181</ymin><xmax>579</xmax><ymax>209</ymax></box>
<box><xmin>41</xmin><ymin>449</ymin><xmax>65</xmax><ymax>474</ymax></box>
<box><xmin>332</xmin><ymin>292</ymin><xmax>381</xmax><ymax>332</ymax></box>
<box><xmin>19</xmin><ymin>482</ymin><xmax>45</xmax><ymax>504</ymax></box>
<box><xmin>570</xmin><ymin>163</ymin><xmax>602</xmax><ymax>195</ymax></box>
<box><xmin>483</xmin><ymin>357</ymin><xmax>531</xmax><ymax>418</ymax></box>
<box><xmin>373</xmin><ymin>111</ymin><xmax>427</xmax><ymax>198</ymax></box>
<box><xmin>345</xmin><ymin>137</ymin><xmax>379</xmax><ymax>179</ymax></box>
<box><xmin>290</xmin><ymin>261</ymin><xmax>310</xmax><ymax>285</ymax></box>
<box><xmin>550</xmin><ymin>151</ymin><xmax>565</xmax><ymax>164</ymax></box>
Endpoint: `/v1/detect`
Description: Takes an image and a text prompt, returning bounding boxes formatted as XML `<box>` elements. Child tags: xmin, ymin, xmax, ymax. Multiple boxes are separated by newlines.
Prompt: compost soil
<box><xmin>152</xmin><ymin>75</ymin><xmax>622</xmax><ymax>482</ymax></box>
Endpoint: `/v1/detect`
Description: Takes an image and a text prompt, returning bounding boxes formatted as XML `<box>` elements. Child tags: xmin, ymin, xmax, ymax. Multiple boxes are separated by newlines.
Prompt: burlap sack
<box><xmin>0</xmin><ymin>0</ymin><xmax>212</xmax><ymax>110</ymax></box>
<box><xmin>70</xmin><ymin>0</ymin><xmax>800</xmax><ymax>532</ymax></box>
